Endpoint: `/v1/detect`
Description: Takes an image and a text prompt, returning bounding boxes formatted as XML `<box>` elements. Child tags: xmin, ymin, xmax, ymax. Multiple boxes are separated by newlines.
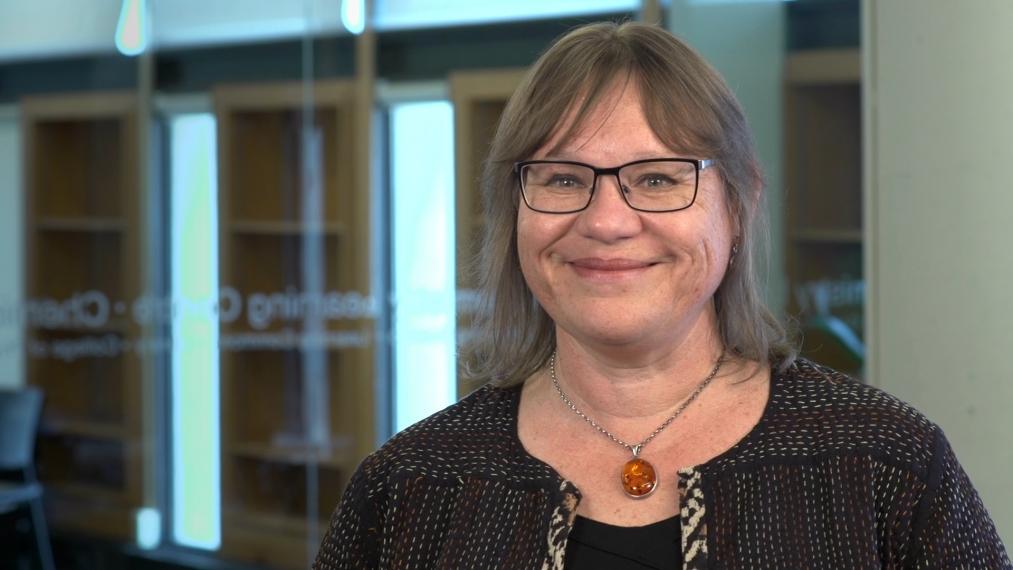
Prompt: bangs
<box><xmin>540</xmin><ymin>69</ymin><xmax>635</xmax><ymax>158</ymax></box>
<box><xmin>547</xmin><ymin>71</ymin><xmax>720</xmax><ymax>162</ymax></box>
<box><xmin>508</xmin><ymin>48</ymin><xmax>725</xmax><ymax>165</ymax></box>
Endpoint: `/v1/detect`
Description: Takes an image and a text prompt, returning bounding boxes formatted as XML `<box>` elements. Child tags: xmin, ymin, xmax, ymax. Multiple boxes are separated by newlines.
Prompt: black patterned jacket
<box><xmin>313</xmin><ymin>360</ymin><xmax>1011</xmax><ymax>569</ymax></box>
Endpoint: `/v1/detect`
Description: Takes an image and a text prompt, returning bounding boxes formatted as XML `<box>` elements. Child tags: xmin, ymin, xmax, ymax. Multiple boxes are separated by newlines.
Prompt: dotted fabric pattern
<box><xmin>313</xmin><ymin>360</ymin><xmax>1011</xmax><ymax>569</ymax></box>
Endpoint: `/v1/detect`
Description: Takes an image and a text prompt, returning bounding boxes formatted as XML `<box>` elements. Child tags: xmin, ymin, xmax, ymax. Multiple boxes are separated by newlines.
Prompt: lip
<box><xmin>568</xmin><ymin>257</ymin><xmax>655</xmax><ymax>280</ymax></box>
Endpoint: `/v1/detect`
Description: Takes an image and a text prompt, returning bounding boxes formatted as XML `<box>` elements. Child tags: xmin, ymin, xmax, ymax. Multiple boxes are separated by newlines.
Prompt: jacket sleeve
<box><xmin>907</xmin><ymin>429</ymin><xmax>1011</xmax><ymax>568</ymax></box>
<box><xmin>313</xmin><ymin>457</ymin><xmax>382</xmax><ymax>570</ymax></box>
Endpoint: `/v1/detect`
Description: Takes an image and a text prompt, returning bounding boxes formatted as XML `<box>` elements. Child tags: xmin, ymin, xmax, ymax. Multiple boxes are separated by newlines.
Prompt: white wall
<box><xmin>0</xmin><ymin>107</ymin><xmax>23</xmax><ymax>389</ymax></box>
<box><xmin>864</xmin><ymin>0</ymin><xmax>1013</xmax><ymax>544</ymax></box>
<box><xmin>669</xmin><ymin>0</ymin><xmax>787</xmax><ymax>316</ymax></box>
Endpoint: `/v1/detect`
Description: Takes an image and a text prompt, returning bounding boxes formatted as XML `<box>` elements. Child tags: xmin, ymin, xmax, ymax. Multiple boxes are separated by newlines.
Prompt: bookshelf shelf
<box><xmin>34</xmin><ymin>217</ymin><xmax>127</xmax><ymax>233</ymax></box>
<box><xmin>790</xmin><ymin>228</ymin><xmax>864</xmax><ymax>243</ymax></box>
<box><xmin>229</xmin><ymin>219</ymin><xmax>346</xmax><ymax>236</ymax></box>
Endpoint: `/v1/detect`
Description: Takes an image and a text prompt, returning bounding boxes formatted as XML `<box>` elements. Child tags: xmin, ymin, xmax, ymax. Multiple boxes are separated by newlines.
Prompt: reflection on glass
<box><xmin>375</xmin><ymin>0</ymin><xmax>637</xmax><ymax>30</ymax></box>
<box><xmin>169</xmin><ymin>113</ymin><xmax>221</xmax><ymax>550</ymax></box>
<box><xmin>0</xmin><ymin>113</ymin><xmax>22</xmax><ymax>389</ymax></box>
<box><xmin>391</xmin><ymin>101</ymin><xmax>456</xmax><ymax>432</ymax></box>
<box><xmin>341</xmin><ymin>0</ymin><xmax>366</xmax><ymax>34</ymax></box>
<box><xmin>115</xmin><ymin>0</ymin><xmax>149</xmax><ymax>57</ymax></box>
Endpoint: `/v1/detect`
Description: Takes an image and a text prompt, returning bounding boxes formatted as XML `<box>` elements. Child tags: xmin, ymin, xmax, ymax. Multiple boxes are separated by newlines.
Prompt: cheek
<box><xmin>699</xmin><ymin>201</ymin><xmax>736</xmax><ymax>262</ymax></box>
<box><xmin>696</xmin><ymin>179</ymin><xmax>738</xmax><ymax>243</ymax></box>
<box><xmin>516</xmin><ymin>212</ymin><xmax>573</xmax><ymax>297</ymax></box>
<box><xmin>516</xmin><ymin>210</ymin><xmax>567</xmax><ymax>259</ymax></box>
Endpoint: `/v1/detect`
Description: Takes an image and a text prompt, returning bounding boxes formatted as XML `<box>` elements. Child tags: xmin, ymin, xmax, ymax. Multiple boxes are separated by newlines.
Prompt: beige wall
<box><xmin>668</xmin><ymin>0</ymin><xmax>787</xmax><ymax>317</ymax></box>
<box><xmin>0</xmin><ymin>107</ymin><xmax>23</xmax><ymax>388</ymax></box>
<box><xmin>864</xmin><ymin>0</ymin><xmax>1013</xmax><ymax>544</ymax></box>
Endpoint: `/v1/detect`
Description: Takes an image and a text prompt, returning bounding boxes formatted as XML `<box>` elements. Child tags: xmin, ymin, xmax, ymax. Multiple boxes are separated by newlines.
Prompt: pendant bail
<box><xmin>631</xmin><ymin>444</ymin><xmax>642</xmax><ymax>457</ymax></box>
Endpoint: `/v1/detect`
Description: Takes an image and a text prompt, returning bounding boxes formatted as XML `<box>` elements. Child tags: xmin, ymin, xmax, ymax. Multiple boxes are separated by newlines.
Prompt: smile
<box><xmin>568</xmin><ymin>257</ymin><xmax>656</xmax><ymax>280</ymax></box>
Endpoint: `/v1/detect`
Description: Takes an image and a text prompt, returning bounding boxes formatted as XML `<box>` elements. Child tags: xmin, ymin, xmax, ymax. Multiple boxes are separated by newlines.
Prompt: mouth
<box><xmin>568</xmin><ymin>257</ymin><xmax>656</xmax><ymax>280</ymax></box>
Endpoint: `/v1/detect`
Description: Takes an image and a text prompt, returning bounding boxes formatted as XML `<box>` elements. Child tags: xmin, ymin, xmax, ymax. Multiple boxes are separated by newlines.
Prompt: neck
<box><xmin>549</xmin><ymin>313</ymin><xmax>727</xmax><ymax>422</ymax></box>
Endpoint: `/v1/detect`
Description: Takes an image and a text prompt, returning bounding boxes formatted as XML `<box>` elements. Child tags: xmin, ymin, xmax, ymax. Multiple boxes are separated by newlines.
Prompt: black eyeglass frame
<box><xmin>513</xmin><ymin>157</ymin><xmax>715</xmax><ymax>214</ymax></box>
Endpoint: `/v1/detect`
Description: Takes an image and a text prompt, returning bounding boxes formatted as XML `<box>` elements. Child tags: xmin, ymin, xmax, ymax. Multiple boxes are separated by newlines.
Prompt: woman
<box><xmin>315</xmin><ymin>22</ymin><xmax>1009</xmax><ymax>569</ymax></box>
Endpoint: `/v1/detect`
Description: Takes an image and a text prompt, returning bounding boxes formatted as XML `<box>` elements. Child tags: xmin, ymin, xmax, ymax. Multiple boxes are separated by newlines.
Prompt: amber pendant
<box><xmin>620</xmin><ymin>452</ymin><xmax>658</xmax><ymax>499</ymax></box>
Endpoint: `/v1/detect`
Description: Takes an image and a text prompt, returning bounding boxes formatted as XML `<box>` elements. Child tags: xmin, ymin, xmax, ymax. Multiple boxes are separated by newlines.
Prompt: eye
<box><xmin>522</xmin><ymin>163</ymin><xmax>593</xmax><ymax>191</ymax></box>
<box><xmin>640</xmin><ymin>173</ymin><xmax>677</xmax><ymax>188</ymax></box>
<box><xmin>547</xmin><ymin>174</ymin><xmax>584</xmax><ymax>188</ymax></box>
<box><xmin>623</xmin><ymin>161</ymin><xmax>698</xmax><ymax>191</ymax></box>
<box><xmin>631</xmin><ymin>172</ymin><xmax>686</xmax><ymax>190</ymax></box>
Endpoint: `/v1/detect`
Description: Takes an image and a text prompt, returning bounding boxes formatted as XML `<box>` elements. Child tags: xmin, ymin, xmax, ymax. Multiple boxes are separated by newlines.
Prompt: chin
<box><xmin>561</xmin><ymin>314</ymin><xmax>661</xmax><ymax>347</ymax></box>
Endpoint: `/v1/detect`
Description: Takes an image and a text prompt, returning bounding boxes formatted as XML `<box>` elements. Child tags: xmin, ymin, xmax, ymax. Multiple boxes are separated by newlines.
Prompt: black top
<box><xmin>565</xmin><ymin>515</ymin><xmax>682</xmax><ymax>569</ymax></box>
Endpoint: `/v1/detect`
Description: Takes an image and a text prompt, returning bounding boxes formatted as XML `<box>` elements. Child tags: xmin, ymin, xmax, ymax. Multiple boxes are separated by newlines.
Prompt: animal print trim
<box><xmin>679</xmin><ymin>468</ymin><xmax>709</xmax><ymax>569</ymax></box>
<box><xmin>542</xmin><ymin>482</ymin><xmax>579</xmax><ymax>570</ymax></box>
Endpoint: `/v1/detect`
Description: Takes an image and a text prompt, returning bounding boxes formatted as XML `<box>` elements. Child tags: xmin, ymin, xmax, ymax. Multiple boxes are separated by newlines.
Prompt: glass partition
<box><xmin>0</xmin><ymin>1</ymin><xmax>843</xmax><ymax>568</ymax></box>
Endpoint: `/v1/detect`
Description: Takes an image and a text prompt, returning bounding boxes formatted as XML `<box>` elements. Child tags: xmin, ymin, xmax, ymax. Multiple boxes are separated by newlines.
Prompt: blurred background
<box><xmin>0</xmin><ymin>0</ymin><xmax>1010</xmax><ymax>568</ymax></box>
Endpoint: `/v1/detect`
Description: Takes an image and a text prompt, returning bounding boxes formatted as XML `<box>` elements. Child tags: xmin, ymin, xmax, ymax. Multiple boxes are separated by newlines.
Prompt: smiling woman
<box><xmin>314</xmin><ymin>21</ymin><xmax>1010</xmax><ymax>569</ymax></box>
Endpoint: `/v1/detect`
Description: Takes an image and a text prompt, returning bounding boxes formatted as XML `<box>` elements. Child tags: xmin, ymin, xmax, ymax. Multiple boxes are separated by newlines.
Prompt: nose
<box><xmin>574</xmin><ymin>173</ymin><xmax>643</xmax><ymax>243</ymax></box>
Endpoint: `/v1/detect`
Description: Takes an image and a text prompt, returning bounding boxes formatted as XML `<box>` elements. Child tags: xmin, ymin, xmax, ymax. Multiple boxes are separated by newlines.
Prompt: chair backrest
<box><xmin>0</xmin><ymin>387</ymin><xmax>44</xmax><ymax>472</ymax></box>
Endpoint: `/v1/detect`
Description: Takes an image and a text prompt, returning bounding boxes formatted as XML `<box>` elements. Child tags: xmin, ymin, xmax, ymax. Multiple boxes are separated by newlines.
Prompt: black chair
<box><xmin>0</xmin><ymin>387</ymin><xmax>55</xmax><ymax>570</ymax></box>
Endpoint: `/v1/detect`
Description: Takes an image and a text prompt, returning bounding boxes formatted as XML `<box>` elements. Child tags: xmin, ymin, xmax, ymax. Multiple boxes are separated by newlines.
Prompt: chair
<box><xmin>0</xmin><ymin>387</ymin><xmax>55</xmax><ymax>570</ymax></box>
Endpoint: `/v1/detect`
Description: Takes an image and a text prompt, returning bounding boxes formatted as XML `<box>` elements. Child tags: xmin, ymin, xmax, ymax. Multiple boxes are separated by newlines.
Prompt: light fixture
<box><xmin>115</xmin><ymin>0</ymin><xmax>149</xmax><ymax>57</ymax></box>
<box><xmin>341</xmin><ymin>0</ymin><xmax>366</xmax><ymax>35</ymax></box>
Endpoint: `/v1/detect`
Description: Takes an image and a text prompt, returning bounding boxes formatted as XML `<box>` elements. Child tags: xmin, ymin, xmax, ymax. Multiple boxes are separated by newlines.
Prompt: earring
<box><xmin>729</xmin><ymin>239</ymin><xmax>741</xmax><ymax>267</ymax></box>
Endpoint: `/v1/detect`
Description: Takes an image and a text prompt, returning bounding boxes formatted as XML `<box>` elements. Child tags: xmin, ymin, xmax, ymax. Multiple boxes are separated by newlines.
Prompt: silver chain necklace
<box><xmin>548</xmin><ymin>349</ymin><xmax>725</xmax><ymax>498</ymax></box>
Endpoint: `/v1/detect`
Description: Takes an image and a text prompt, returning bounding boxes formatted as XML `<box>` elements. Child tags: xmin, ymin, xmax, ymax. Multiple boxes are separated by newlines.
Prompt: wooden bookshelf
<box><xmin>449</xmin><ymin>68</ymin><xmax>526</xmax><ymax>396</ymax></box>
<box><xmin>214</xmin><ymin>80</ymin><xmax>373</xmax><ymax>570</ymax></box>
<box><xmin>21</xmin><ymin>92</ymin><xmax>144</xmax><ymax>540</ymax></box>
<box><xmin>784</xmin><ymin>49</ymin><xmax>865</xmax><ymax>376</ymax></box>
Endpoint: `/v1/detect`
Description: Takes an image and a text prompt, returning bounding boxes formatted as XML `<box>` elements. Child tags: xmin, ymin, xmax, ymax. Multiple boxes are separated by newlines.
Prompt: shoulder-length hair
<box><xmin>461</xmin><ymin>21</ymin><xmax>795</xmax><ymax>386</ymax></box>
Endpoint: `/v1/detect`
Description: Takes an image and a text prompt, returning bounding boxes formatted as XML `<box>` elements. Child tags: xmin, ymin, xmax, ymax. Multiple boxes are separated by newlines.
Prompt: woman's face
<box><xmin>516</xmin><ymin>82</ymin><xmax>736</xmax><ymax>351</ymax></box>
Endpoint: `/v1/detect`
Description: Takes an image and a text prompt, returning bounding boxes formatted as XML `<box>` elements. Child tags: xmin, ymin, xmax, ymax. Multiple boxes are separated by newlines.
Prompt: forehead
<box><xmin>534</xmin><ymin>80</ymin><xmax>675</xmax><ymax>161</ymax></box>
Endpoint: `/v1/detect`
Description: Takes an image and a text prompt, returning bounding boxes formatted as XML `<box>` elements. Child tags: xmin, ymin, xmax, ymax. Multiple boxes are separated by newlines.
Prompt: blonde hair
<box><xmin>462</xmin><ymin>21</ymin><xmax>795</xmax><ymax>386</ymax></box>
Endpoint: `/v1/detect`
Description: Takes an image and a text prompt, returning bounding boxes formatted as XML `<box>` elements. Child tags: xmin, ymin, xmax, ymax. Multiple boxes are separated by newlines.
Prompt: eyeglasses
<box><xmin>514</xmin><ymin>158</ymin><xmax>714</xmax><ymax>214</ymax></box>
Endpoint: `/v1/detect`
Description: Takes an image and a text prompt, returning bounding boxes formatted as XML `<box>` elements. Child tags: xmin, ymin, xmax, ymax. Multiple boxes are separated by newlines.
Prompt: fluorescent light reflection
<box><xmin>169</xmin><ymin>114</ymin><xmax>221</xmax><ymax>550</ymax></box>
<box><xmin>374</xmin><ymin>0</ymin><xmax>636</xmax><ymax>30</ymax></box>
<box><xmin>135</xmin><ymin>507</ymin><xmax>161</xmax><ymax>550</ymax></box>
<box><xmin>342</xmin><ymin>0</ymin><xmax>366</xmax><ymax>34</ymax></box>
<box><xmin>115</xmin><ymin>0</ymin><xmax>149</xmax><ymax>56</ymax></box>
<box><xmin>391</xmin><ymin>101</ymin><xmax>456</xmax><ymax>432</ymax></box>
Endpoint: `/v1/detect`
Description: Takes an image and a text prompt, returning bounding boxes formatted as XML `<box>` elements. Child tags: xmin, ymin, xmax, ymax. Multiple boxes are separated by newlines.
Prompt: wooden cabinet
<box><xmin>21</xmin><ymin>92</ymin><xmax>145</xmax><ymax>539</ymax></box>
<box><xmin>214</xmin><ymin>80</ymin><xmax>373</xmax><ymax>569</ymax></box>
<box><xmin>784</xmin><ymin>49</ymin><xmax>865</xmax><ymax>376</ymax></box>
<box><xmin>449</xmin><ymin>68</ymin><xmax>526</xmax><ymax>396</ymax></box>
